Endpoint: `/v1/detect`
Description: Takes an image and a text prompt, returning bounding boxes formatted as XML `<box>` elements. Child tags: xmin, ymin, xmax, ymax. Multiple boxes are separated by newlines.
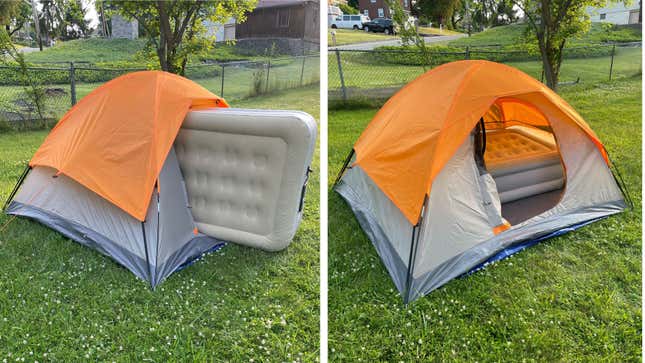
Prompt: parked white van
<box><xmin>329</xmin><ymin>14</ymin><xmax>371</xmax><ymax>30</ymax></box>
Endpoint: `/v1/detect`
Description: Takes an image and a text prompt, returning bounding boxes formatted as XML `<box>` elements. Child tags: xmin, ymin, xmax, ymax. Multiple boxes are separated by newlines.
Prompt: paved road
<box><xmin>17</xmin><ymin>46</ymin><xmax>41</xmax><ymax>54</ymax></box>
<box><xmin>329</xmin><ymin>33</ymin><xmax>466</xmax><ymax>50</ymax></box>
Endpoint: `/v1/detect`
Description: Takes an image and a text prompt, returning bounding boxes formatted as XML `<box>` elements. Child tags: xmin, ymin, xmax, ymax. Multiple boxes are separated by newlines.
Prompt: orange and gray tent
<box><xmin>3</xmin><ymin>71</ymin><xmax>230</xmax><ymax>287</ymax></box>
<box><xmin>334</xmin><ymin>60</ymin><xmax>630</xmax><ymax>303</ymax></box>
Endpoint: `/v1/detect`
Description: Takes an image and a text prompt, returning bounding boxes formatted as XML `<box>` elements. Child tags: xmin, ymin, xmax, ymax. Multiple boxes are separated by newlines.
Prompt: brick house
<box><xmin>358</xmin><ymin>0</ymin><xmax>410</xmax><ymax>19</ymax></box>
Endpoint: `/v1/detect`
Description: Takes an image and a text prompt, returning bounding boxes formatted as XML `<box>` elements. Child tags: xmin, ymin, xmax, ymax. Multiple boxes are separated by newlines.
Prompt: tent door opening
<box><xmin>476</xmin><ymin>105</ymin><xmax>567</xmax><ymax>225</ymax></box>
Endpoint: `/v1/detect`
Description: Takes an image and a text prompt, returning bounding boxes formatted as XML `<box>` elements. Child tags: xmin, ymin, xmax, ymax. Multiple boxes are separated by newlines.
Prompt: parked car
<box><xmin>363</xmin><ymin>18</ymin><xmax>396</xmax><ymax>35</ymax></box>
<box><xmin>330</xmin><ymin>14</ymin><xmax>371</xmax><ymax>30</ymax></box>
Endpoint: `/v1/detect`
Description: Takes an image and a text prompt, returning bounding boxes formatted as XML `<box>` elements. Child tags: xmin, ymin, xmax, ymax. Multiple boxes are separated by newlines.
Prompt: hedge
<box><xmin>370</xmin><ymin>43</ymin><xmax>615</xmax><ymax>66</ymax></box>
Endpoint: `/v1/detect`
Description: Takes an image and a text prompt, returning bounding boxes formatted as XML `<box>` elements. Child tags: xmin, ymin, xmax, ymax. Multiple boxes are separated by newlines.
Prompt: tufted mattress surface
<box><xmin>484</xmin><ymin>126</ymin><xmax>564</xmax><ymax>204</ymax></box>
<box><xmin>174</xmin><ymin>108</ymin><xmax>316</xmax><ymax>251</ymax></box>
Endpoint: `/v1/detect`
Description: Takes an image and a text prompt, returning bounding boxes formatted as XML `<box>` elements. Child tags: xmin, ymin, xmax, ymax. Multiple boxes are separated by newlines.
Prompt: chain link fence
<box><xmin>329</xmin><ymin>42</ymin><xmax>641</xmax><ymax>101</ymax></box>
<box><xmin>0</xmin><ymin>53</ymin><xmax>320</xmax><ymax>131</ymax></box>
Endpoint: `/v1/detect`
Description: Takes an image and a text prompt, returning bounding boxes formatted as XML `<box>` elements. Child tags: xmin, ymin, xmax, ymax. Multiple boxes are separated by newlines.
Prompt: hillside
<box><xmin>449</xmin><ymin>22</ymin><xmax>642</xmax><ymax>47</ymax></box>
<box><xmin>23</xmin><ymin>37</ymin><xmax>255</xmax><ymax>66</ymax></box>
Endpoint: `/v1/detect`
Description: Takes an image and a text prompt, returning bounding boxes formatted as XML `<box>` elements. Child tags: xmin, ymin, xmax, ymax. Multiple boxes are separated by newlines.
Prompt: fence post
<box><xmin>300</xmin><ymin>55</ymin><xmax>306</xmax><ymax>86</ymax></box>
<box><xmin>69</xmin><ymin>61</ymin><xmax>76</xmax><ymax>106</ymax></box>
<box><xmin>335</xmin><ymin>49</ymin><xmax>347</xmax><ymax>101</ymax></box>
<box><xmin>609</xmin><ymin>44</ymin><xmax>616</xmax><ymax>81</ymax></box>
<box><xmin>220</xmin><ymin>64</ymin><xmax>225</xmax><ymax>97</ymax></box>
<box><xmin>465</xmin><ymin>46</ymin><xmax>470</xmax><ymax>60</ymax></box>
<box><xmin>265</xmin><ymin>60</ymin><xmax>271</xmax><ymax>93</ymax></box>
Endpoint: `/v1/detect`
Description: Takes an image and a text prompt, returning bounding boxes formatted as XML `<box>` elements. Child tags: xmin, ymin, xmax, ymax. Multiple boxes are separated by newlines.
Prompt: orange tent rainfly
<box><xmin>335</xmin><ymin>60</ymin><xmax>629</xmax><ymax>303</ymax></box>
<box><xmin>29</xmin><ymin>70</ymin><xmax>229</xmax><ymax>221</ymax></box>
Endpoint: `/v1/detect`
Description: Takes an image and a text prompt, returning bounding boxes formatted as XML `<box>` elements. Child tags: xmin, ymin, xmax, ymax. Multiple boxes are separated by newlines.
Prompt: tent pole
<box><xmin>333</xmin><ymin>149</ymin><xmax>355</xmax><ymax>187</ymax></box>
<box><xmin>403</xmin><ymin>224</ymin><xmax>418</xmax><ymax>304</ymax></box>
<box><xmin>403</xmin><ymin>196</ymin><xmax>428</xmax><ymax>304</ymax></box>
<box><xmin>154</xmin><ymin>182</ymin><xmax>161</xmax><ymax>287</ymax></box>
<box><xmin>2</xmin><ymin>165</ymin><xmax>31</xmax><ymax>212</ymax></box>
<box><xmin>605</xmin><ymin>148</ymin><xmax>634</xmax><ymax>209</ymax></box>
<box><xmin>141</xmin><ymin>222</ymin><xmax>154</xmax><ymax>290</ymax></box>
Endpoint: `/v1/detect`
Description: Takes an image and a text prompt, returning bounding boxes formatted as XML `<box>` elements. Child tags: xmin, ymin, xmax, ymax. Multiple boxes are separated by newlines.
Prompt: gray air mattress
<box><xmin>174</xmin><ymin>108</ymin><xmax>317</xmax><ymax>251</ymax></box>
<box><xmin>484</xmin><ymin>126</ymin><xmax>564</xmax><ymax>203</ymax></box>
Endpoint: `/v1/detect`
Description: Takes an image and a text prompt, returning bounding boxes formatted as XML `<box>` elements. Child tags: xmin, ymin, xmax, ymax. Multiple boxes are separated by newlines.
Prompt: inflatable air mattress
<box><xmin>484</xmin><ymin>126</ymin><xmax>564</xmax><ymax>203</ymax></box>
<box><xmin>174</xmin><ymin>109</ymin><xmax>317</xmax><ymax>251</ymax></box>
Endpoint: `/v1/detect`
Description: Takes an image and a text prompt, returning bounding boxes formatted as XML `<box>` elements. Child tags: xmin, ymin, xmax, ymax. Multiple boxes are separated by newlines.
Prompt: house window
<box><xmin>370</xmin><ymin>0</ymin><xmax>376</xmax><ymax>3</ymax></box>
<box><xmin>403</xmin><ymin>0</ymin><xmax>408</xmax><ymax>8</ymax></box>
<box><xmin>277</xmin><ymin>9</ymin><xmax>290</xmax><ymax>28</ymax></box>
<box><xmin>364</xmin><ymin>9</ymin><xmax>369</xmax><ymax>17</ymax></box>
<box><xmin>599</xmin><ymin>13</ymin><xmax>606</xmax><ymax>20</ymax></box>
<box><xmin>378</xmin><ymin>8</ymin><xmax>384</xmax><ymax>17</ymax></box>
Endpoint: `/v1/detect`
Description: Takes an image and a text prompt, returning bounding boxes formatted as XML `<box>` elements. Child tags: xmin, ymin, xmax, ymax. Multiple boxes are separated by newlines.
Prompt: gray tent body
<box><xmin>336</xmin><ymin>97</ymin><xmax>627</xmax><ymax>303</ymax></box>
<box><xmin>7</xmin><ymin>148</ymin><xmax>223</xmax><ymax>287</ymax></box>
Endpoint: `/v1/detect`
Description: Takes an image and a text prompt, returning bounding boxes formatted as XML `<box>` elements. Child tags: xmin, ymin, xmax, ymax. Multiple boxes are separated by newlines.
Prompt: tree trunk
<box><xmin>538</xmin><ymin>36</ymin><xmax>566</xmax><ymax>91</ymax></box>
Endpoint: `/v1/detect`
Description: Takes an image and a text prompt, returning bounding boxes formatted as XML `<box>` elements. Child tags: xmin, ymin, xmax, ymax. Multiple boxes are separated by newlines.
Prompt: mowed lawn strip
<box><xmin>328</xmin><ymin>28</ymin><xmax>398</xmax><ymax>46</ymax></box>
<box><xmin>0</xmin><ymin>85</ymin><xmax>320</xmax><ymax>361</ymax></box>
<box><xmin>328</xmin><ymin>76</ymin><xmax>641</xmax><ymax>361</ymax></box>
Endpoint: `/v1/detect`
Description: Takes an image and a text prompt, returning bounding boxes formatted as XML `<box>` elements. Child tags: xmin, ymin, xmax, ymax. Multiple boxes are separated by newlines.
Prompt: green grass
<box><xmin>328</xmin><ymin>28</ymin><xmax>397</xmax><ymax>46</ymax></box>
<box><xmin>24</xmin><ymin>38</ymin><xmax>148</xmax><ymax>64</ymax></box>
<box><xmin>328</xmin><ymin>76</ymin><xmax>641</xmax><ymax>361</ymax></box>
<box><xmin>23</xmin><ymin>37</ymin><xmax>259</xmax><ymax>66</ymax></box>
<box><xmin>417</xmin><ymin>26</ymin><xmax>462</xmax><ymax>36</ymax></box>
<box><xmin>449</xmin><ymin>22</ymin><xmax>642</xmax><ymax>48</ymax></box>
<box><xmin>0</xmin><ymin>85</ymin><xmax>320</xmax><ymax>361</ymax></box>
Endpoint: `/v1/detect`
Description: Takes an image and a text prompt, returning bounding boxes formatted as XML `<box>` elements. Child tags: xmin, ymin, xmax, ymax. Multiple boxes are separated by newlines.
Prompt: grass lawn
<box><xmin>417</xmin><ymin>26</ymin><xmax>462</xmax><ymax>36</ymax></box>
<box><xmin>22</xmin><ymin>38</ymin><xmax>262</xmax><ymax>66</ymax></box>
<box><xmin>0</xmin><ymin>85</ymin><xmax>320</xmax><ymax>361</ymax></box>
<box><xmin>449</xmin><ymin>22</ymin><xmax>642</xmax><ymax>48</ymax></box>
<box><xmin>328</xmin><ymin>76</ymin><xmax>641</xmax><ymax>361</ymax></box>
<box><xmin>24</xmin><ymin>38</ymin><xmax>148</xmax><ymax>64</ymax></box>
<box><xmin>328</xmin><ymin>29</ymin><xmax>397</xmax><ymax>46</ymax></box>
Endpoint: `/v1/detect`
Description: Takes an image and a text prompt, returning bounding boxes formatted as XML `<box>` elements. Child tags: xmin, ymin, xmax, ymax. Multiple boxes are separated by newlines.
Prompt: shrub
<box><xmin>372</xmin><ymin>43</ymin><xmax>614</xmax><ymax>66</ymax></box>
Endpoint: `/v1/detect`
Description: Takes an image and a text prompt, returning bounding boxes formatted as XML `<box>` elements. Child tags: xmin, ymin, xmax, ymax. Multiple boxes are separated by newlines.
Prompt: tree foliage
<box><xmin>339</xmin><ymin>3</ymin><xmax>359</xmax><ymax>15</ymax></box>
<box><xmin>463</xmin><ymin>0</ymin><xmax>519</xmax><ymax>30</ymax></box>
<box><xmin>513</xmin><ymin>0</ymin><xmax>619</xmax><ymax>90</ymax></box>
<box><xmin>39</xmin><ymin>0</ymin><xmax>65</xmax><ymax>42</ymax></box>
<box><xmin>0</xmin><ymin>1</ymin><xmax>32</xmax><ymax>37</ymax></box>
<box><xmin>348</xmin><ymin>0</ymin><xmax>360</xmax><ymax>11</ymax></box>
<box><xmin>387</xmin><ymin>0</ymin><xmax>434</xmax><ymax>70</ymax></box>
<box><xmin>60</xmin><ymin>0</ymin><xmax>93</xmax><ymax>40</ymax></box>
<box><xmin>103</xmin><ymin>0</ymin><xmax>256</xmax><ymax>75</ymax></box>
<box><xmin>0</xmin><ymin>27</ymin><xmax>47</xmax><ymax>128</ymax></box>
<box><xmin>417</xmin><ymin>0</ymin><xmax>461</xmax><ymax>28</ymax></box>
<box><xmin>38</xmin><ymin>0</ymin><xmax>93</xmax><ymax>42</ymax></box>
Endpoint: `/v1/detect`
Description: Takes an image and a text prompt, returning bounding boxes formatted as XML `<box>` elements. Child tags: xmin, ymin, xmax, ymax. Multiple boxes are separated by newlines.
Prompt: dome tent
<box><xmin>334</xmin><ymin>60</ymin><xmax>629</xmax><ymax>303</ymax></box>
<box><xmin>5</xmin><ymin>71</ymin><xmax>317</xmax><ymax>287</ymax></box>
